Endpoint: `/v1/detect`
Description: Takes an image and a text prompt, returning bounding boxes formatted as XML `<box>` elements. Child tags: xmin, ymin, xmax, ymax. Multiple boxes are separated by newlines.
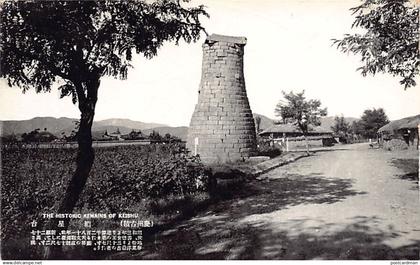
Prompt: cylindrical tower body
<box><xmin>187</xmin><ymin>34</ymin><xmax>257</xmax><ymax>164</ymax></box>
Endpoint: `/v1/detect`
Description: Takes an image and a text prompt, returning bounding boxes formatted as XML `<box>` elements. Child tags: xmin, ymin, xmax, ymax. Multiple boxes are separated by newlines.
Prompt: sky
<box><xmin>0</xmin><ymin>0</ymin><xmax>419</xmax><ymax>126</ymax></box>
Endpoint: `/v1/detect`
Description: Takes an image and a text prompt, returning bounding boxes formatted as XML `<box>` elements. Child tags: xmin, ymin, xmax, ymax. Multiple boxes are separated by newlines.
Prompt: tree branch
<box><xmin>15</xmin><ymin>49</ymin><xmax>71</xmax><ymax>81</ymax></box>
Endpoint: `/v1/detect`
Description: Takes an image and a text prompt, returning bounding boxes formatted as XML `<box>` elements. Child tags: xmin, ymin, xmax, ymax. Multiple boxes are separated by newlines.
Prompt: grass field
<box><xmin>390</xmin><ymin>158</ymin><xmax>419</xmax><ymax>182</ymax></box>
<box><xmin>1</xmin><ymin>144</ymin><xmax>211</xmax><ymax>259</ymax></box>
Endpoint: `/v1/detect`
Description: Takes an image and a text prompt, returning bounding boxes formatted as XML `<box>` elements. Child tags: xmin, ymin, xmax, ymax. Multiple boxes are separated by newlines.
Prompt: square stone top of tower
<box><xmin>206</xmin><ymin>34</ymin><xmax>247</xmax><ymax>45</ymax></box>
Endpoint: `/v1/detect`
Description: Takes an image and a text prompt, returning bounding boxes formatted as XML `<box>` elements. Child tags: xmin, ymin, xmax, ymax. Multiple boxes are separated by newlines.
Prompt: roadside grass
<box><xmin>390</xmin><ymin>158</ymin><xmax>419</xmax><ymax>182</ymax></box>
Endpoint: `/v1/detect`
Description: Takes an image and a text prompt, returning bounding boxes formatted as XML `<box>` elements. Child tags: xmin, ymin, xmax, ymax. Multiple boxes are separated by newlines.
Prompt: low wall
<box><xmin>272</xmin><ymin>138</ymin><xmax>325</xmax><ymax>151</ymax></box>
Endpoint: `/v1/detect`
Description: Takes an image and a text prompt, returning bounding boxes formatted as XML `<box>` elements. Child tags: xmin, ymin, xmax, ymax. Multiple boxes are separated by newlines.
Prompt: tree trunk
<box><xmin>304</xmin><ymin>134</ymin><xmax>309</xmax><ymax>155</ymax></box>
<box><xmin>44</xmin><ymin>78</ymin><xmax>99</xmax><ymax>259</ymax></box>
<box><xmin>297</xmin><ymin>123</ymin><xmax>310</xmax><ymax>155</ymax></box>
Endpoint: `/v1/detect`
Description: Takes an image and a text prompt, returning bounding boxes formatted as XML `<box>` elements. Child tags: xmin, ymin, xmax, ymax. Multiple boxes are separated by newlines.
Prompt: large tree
<box><xmin>351</xmin><ymin>120</ymin><xmax>365</xmax><ymax>138</ymax></box>
<box><xmin>0</xmin><ymin>0</ymin><xmax>208</xmax><ymax>258</ymax></box>
<box><xmin>331</xmin><ymin>115</ymin><xmax>352</xmax><ymax>141</ymax></box>
<box><xmin>333</xmin><ymin>0</ymin><xmax>419</xmax><ymax>89</ymax></box>
<box><xmin>275</xmin><ymin>90</ymin><xmax>327</xmax><ymax>154</ymax></box>
<box><xmin>359</xmin><ymin>108</ymin><xmax>390</xmax><ymax>139</ymax></box>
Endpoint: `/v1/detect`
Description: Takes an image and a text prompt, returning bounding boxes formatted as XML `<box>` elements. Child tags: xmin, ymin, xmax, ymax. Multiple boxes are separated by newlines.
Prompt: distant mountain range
<box><xmin>0</xmin><ymin>117</ymin><xmax>168</xmax><ymax>137</ymax></box>
<box><xmin>143</xmin><ymin>126</ymin><xmax>189</xmax><ymax>140</ymax></box>
<box><xmin>94</xmin><ymin>118</ymin><xmax>165</xmax><ymax>131</ymax></box>
<box><xmin>0</xmin><ymin>114</ymin><xmax>359</xmax><ymax>141</ymax></box>
<box><xmin>253</xmin><ymin>113</ymin><xmax>275</xmax><ymax>131</ymax></box>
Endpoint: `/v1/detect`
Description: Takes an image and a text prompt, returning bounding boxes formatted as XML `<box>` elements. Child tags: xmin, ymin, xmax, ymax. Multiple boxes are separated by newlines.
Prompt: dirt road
<box><xmin>137</xmin><ymin>143</ymin><xmax>420</xmax><ymax>259</ymax></box>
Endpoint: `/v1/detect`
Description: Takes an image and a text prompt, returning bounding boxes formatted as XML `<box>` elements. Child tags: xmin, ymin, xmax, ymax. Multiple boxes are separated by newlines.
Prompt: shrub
<box><xmin>1</xmin><ymin>143</ymin><xmax>210</xmax><ymax>259</ymax></box>
<box><xmin>257</xmin><ymin>141</ymin><xmax>282</xmax><ymax>158</ymax></box>
<box><xmin>383</xmin><ymin>139</ymin><xmax>408</xmax><ymax>151</ymax></box>
<box><xmin>79</xmin><ymin>143</ymin><xmax>210</xmax><ymax>212</ymax></box>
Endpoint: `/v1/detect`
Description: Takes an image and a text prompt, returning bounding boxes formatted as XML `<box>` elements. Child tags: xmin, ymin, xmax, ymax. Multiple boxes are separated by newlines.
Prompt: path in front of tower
<box><xmin>132</xmin><ymin>143</ymin><xmax>420</xmax><ymax>259</ymax></box>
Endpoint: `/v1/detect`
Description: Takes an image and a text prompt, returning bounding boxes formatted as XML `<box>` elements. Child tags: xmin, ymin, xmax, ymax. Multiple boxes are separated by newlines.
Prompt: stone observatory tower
<box><xmin>187</xmin><ymin>34</ymin><xmax>257</xmax><ymax>164</ymax></box>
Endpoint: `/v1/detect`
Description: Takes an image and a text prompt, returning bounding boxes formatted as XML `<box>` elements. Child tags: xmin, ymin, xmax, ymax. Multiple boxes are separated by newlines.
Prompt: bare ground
<box><xmin>118</xmin><ymin>143</ymin><xmax>420</xmax><ymax>260</ymax></box>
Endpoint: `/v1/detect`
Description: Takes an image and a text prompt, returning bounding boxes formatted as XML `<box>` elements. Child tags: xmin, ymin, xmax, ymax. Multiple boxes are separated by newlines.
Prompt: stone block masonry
<box><xmin>187</xmin><ymin>34</ymin><xmax>257</xmax><ymax>164</ymax></box>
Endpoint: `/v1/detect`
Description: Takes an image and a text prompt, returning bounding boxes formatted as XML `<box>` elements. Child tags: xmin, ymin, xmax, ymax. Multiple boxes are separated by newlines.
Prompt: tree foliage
<box><xmin>333</xmin><ymin>0</ymin><xmax>419</xmax><ymax>89</ymax></box>
<box><xmin>1</xmin><ymin>0</ymin><xmax>208</xmax><ymax>97</ymax></box>
<box><xmin>331</xmin><ymin>115</ymin><xmax>351</xmax><ymax>137</ymax></box>
<box><xmin>359</xmin><ymin>108</ymin><xmax>390</xmax><ymax>138</ymax></box>
<box><xmin>149</xmin><ymin>130</ymin><xmax>163</xmax><ymax>141</ymax></box>
<box><xmin>351</xmin><ymin>120</ymin><xmax>365</xmax><ymax>137</ymax></box>
<box><xmin>275</xmin><ymin>90</ymin><xmax>327</xmax><ymax>153</ymax></box>
<box><xmin>275</xmin><ymin>90</ymin><xmax>328</xmax><ymax>135</ymax></box>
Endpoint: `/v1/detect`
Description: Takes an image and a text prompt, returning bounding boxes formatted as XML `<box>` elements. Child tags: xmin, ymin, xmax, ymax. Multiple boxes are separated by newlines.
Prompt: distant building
<box><xmin>378</xmin><ymin>114</ymin><xmax>420</xmax><ymax>150</ymax></box>
<box><xmin>109</xmin><ymin>128</ymin><xmax>123</xmax><ymax>141</ymax></box>
<box><xmin>259</xmin><ymin>124</ymin><xmax>335</xmax><ymax>149</ymax></box>
<box><xmin>121</xmin><ymin>130</ymin><xmax>146</xmax><ymax>140</ymax></box>
<box><xmin>259</xmin><ymin>124</ymin><xmax>333</xmax><ymax>138</ymax></box>
<box><xmin>92</xmin><ymin>130</ymin><xmax>117</xmax><ymax>141</ymax></box>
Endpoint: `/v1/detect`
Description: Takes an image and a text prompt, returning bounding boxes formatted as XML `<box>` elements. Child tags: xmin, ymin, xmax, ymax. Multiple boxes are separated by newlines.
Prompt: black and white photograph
<box><xmin>0</xmin><ymin>0</ymin><xmax>419</xmax><ymax>262</ymax></box>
